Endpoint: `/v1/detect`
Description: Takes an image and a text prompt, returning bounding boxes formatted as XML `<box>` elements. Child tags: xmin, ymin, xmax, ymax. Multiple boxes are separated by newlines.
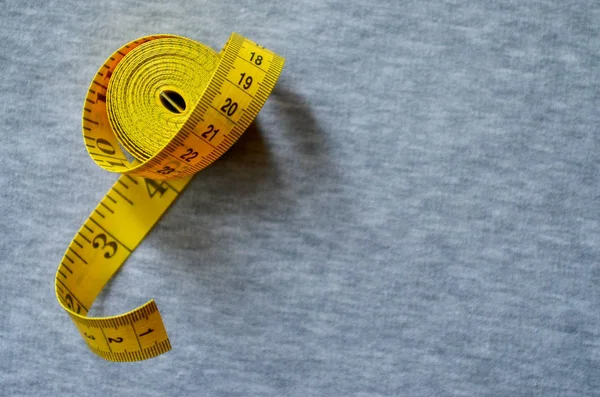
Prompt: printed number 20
<box><xmin>220</xmin><ymin>98</ymin><xmax>238</xmax><ymax>117</ymax></box>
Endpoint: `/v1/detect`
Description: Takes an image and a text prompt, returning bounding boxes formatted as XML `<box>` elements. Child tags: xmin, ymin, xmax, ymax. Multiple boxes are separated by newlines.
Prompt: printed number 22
<box><xmin>180</xmin><ymin>148</ymin><xmax>198</xmax><ymax>162</ymax></box>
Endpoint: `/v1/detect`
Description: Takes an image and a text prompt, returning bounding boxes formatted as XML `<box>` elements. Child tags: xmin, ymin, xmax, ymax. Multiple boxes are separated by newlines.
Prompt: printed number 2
<box><xmin>64</xmin><ymin>294</ymin><xmax>82</xmax><ymax>314</ymax></box>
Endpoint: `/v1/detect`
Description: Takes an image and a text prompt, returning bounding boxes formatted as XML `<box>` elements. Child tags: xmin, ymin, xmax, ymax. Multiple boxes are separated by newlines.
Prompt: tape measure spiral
<box><xmin>55</xmin><ymin>33</ymin><xmax>284</xmax><ymax>362</ymax></box>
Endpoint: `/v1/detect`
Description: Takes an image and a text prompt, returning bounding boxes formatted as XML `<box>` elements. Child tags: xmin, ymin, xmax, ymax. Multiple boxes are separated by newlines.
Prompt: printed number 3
<box><xmin>92</xmin><ymin>233</ymin><xmax>118</xmax><ymax>258</ymax></box>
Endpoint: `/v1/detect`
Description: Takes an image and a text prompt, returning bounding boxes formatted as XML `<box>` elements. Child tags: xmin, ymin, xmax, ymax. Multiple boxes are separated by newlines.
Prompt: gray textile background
<box><xmin>1</xmin><ymin>0</ymin><xmax>599</xmax><ymax>395</ymax></box>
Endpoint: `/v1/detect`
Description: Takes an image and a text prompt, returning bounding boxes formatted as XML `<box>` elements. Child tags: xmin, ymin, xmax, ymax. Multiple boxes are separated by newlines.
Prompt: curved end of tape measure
<box><xmin>59</xmin><ymin>32</ymin><xmax>285</xmax><ymax>361</ymax></box>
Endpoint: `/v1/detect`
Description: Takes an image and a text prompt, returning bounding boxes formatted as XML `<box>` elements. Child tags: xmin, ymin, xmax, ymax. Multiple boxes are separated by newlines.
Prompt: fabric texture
<box><xmin>1</xmin><ymin>0</ymin><xmax>599</xmax><ymax>395</ymax></box>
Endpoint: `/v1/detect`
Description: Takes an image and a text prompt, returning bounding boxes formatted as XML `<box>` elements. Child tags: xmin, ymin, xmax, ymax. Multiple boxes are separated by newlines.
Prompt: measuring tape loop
<box><xmin>55</xmin><ymin>33</ymin><xmax>284</xmax><ymax>362</ymax></box>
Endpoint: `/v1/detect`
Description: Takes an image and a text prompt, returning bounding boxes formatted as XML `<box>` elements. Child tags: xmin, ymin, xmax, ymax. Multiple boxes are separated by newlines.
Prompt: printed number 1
<box><xmin>139</xmin><ymin>328</ymin><xmax>154</xmax><ymax>337</ymax></box>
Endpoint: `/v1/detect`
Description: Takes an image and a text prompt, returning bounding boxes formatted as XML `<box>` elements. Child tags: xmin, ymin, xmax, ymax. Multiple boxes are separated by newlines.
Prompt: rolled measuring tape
<box><xmin>55</xmin><ymin>33</ymin><xmax>284</xmax><ymax>362</ymax></box>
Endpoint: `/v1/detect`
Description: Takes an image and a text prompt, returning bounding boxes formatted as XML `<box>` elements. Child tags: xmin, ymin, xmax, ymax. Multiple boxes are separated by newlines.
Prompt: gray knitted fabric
<box><xmin>1</xmin><ymin>0</ymin><xmax>599</xmax><ymax>395</ymax></box>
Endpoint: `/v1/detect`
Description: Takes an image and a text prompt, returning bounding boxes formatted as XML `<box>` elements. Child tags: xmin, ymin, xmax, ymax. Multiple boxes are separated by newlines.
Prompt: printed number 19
<box><xmin>238</xmin><ymin>73</ymin><xmax>253</xmax><ymax>90</ymax></box>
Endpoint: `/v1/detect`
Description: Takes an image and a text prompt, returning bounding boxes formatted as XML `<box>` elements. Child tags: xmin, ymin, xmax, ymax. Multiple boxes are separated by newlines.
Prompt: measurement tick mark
<box><xmin>100</xmin><ymin>202</ymin><xmax>114</xmax><ymax>214</ymax></box>
<box><xmin>124</xmin><ymin>175</ymin><xmax>139</xmax><ymax>185</ymax></box>
<box><xmin>112</xmin><ymin>187</ymin><xmax>133</xmax><ymax>205</ymax></box>
<box><xmin>68</xmin><ymin>247</ymin><xmax>88</xmax><ymax>265</ymax></box>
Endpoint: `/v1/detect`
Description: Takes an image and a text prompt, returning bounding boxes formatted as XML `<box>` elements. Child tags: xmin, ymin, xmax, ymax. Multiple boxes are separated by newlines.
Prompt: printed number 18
<box><xmin>249</xmin><ymin>52</ymin><xmax>263</xmax><ymax>65</ymax></box>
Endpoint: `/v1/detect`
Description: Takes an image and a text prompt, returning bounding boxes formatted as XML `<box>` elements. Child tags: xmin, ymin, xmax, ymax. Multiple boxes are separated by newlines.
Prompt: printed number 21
<box><xmin>201</xmin><ymin>125</ymin><xmax>219</xmax><ymax>141</ymax></box>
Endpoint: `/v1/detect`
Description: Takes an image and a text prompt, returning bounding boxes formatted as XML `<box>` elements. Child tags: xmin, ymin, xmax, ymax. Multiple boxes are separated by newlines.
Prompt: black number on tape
<box><xmin>201</xmin><ymin>124</ymin><xmax>220</xmax><ymax>141</ymax></box>
<box><xmin>92</xmin><ymin>233</ymin><xmax>118</xmax><ymax>258</ymax></box>
<box><xmin>108</xmin><ymin>337</ymin><xmax>123</xmax><ymax>343</ymax></box>
<box><xmin>249</xmin><ymin>52</ymin><xmax>263</xmax><ymax>65</ymax></box>
<box><xmin>180</xmin><ymin>148</ymin><xmax>198</xmax><ymax>162</ymax></box>
<box><xmin>238</xmin><ymin>73</ymin><xmax>253</xmax><ymax>90</ymax></box>
<box><xmin>105</xmin><ymin>159</ymin><xmax>127</xmax><ymax>169</ymax></box>
<box><xmin>84</xmin><ymin>333</ymin><xmax>95</xmax><ymax>340</ymax></box>
<box><xmin>64</xmin><ymin>293</ymin><xmax>82</xmax><ymax>314</ymax></box>
<box><xmin>144</xmin><ymin>179</ymin><xmax>168</xmax><ymax>198</ymax></box>
<box><xmin>97</xmin><ymin>139</ymin><xmax>116</xmax><ymax>155</ymax></box>
<box><xmin>220</xmin><ymin>98</ymin><xmax>238</xmax><ymax>117</ymax></box>
<box><xmin>139</xmin><ymin>328</ymin><xmax>154</xmax><ymax>337</ymax></box>
<box><xmin>156</xmin><ymin>166</ymin><xmax>175</xmax><ymax>175</ymax></box>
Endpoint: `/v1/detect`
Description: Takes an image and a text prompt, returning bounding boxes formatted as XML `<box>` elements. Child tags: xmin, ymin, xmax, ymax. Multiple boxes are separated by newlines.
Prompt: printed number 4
<box><xmin>145</xmin><ymin>179</ymin><xmax>168</xmax><ymax>198</ymax></box>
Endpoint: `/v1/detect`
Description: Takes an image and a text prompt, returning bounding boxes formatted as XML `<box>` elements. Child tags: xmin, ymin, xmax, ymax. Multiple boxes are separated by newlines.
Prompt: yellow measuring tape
<box><xmin>55</xmin><ymin>33</ymin><xmax>284</xmax><ymax>362</ymax></box>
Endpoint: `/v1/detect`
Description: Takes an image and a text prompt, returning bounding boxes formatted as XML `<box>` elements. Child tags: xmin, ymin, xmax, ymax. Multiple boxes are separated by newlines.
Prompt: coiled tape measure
<box><xmin>54</xmin><ymin>33</ymin><xmax>284</xmax><ymax>362</ymax></box>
